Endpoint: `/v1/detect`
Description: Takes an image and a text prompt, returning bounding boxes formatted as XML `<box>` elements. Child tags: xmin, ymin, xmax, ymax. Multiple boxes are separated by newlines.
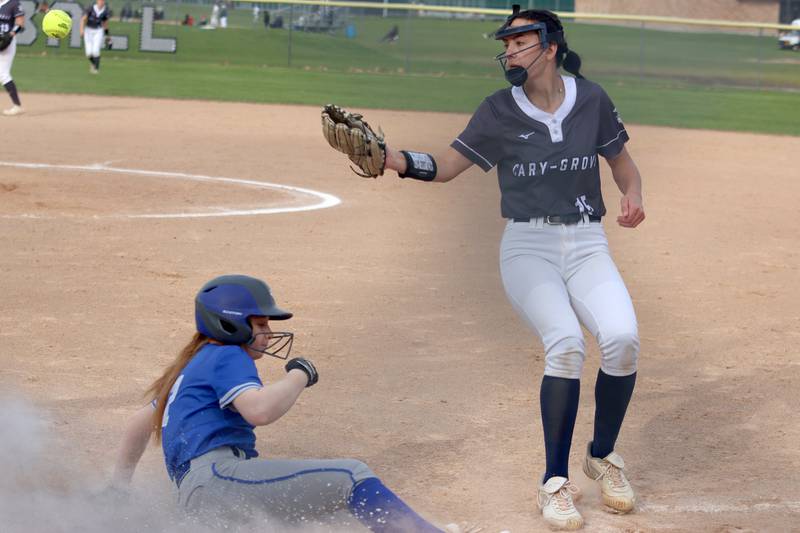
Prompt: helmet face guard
<box><xmin>495</xmin><ymin>21</ymin><xmax>549</xmax><ymax>43</ymax></box>
<box><xmin>494</xmin><ymin>5</ymin><xmax>565</xmax><ymax>86</ymax></box>
<box><xmin>249</xmin><ymin>330</ymin><xmax>294</xmax><ymax>360</ymax></box>
<box><xmin>495</xmin><ymin>30</ymin><xmax>548</xmax><ymax>61</ymax></box>
<box><xmin>195</xmin><ymin>275</ymin><xmax>293</xmax><ymax>347</ymax></box>
<box><xmin>495</xmin><ymin>43</ymin><xmax>547</xmax><ymax>87</ymax></box>
<box><xmin>494</xmin><ymin>4</ymin><xmax>565</xmax><ymax>45</ymax></box>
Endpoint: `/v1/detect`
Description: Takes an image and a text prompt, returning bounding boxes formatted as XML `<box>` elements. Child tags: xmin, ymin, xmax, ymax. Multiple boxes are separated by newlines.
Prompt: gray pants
<box><xmin>177</xmin><ymin>447</ymin><xmax>375</xmax><ymax>526</ymax></box>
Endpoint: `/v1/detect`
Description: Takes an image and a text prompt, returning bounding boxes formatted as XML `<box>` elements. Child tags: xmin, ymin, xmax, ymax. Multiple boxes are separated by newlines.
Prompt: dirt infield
<box><xmin>2</xmin><ymin>93</ymin><xmax>799</xmax><ymax>532</ymax></box>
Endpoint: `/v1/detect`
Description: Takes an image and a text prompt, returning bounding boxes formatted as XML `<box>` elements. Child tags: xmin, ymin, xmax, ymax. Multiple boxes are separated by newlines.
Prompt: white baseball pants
<box><xmin>500</xmin><ymin>218</ymin><xmax>639</xmax><ymax>379</ymax></box>
<box><xmin>84</xmin><ymin>27</ymin><xmax>104</xmax><ymax>57</ymax></box>
<box><xmin>0</xmin><ymin>38</ymin><xmax>16</xmax><ymax>84</ymax></box>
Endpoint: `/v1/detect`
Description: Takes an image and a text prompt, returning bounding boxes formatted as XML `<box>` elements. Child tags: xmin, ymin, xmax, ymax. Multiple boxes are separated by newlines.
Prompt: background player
<box><xmin>80</xmin><ymin>0</ymin><xmax>110</xmax><ymax>74</ymax></box>
<box><xmin>345</xmin><ymin>6</ymin><xmax>644</xmax><ymax>530</ymax></box>
<box><xmin>0</xmin><ymin>0</ymin><xmax>24</xmax><ymax>115</ymax></box>
<box><xmin>110</xmin><ymin>274</ymin><xmax>474</xmax><ymax>533</ymax></box>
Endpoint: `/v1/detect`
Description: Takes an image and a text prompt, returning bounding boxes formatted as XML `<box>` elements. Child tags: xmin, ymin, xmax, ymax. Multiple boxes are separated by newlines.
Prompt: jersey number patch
<box><xmin>575</xmin><ymin>195</ymin><xmax>595</xmax><ymax>215</ymax></box>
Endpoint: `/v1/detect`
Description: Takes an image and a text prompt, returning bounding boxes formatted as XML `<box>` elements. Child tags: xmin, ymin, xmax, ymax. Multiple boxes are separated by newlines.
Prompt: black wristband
<box><xmin>11</xmin><ymin>25</ymin><xmax>22</xmax><ymax>34</ymax></box>
<box><xmin>104</xmin><ymin>28</ymin><xmax>109</xmax><ymax>35</ymax></box>
<box><xmin>398</xmin><ymin>151</ymin><xmax>437</xmax><ymax>182</ymax></box>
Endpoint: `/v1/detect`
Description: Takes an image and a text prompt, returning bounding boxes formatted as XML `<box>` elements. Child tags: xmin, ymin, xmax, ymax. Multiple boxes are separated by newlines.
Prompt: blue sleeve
<box><xmin>595</xmin><ymin>87</ymin><xmax>629</xmax><ymax>159</ymax></box>
<box><xmin>450</xmin><ymin>98</ymin><xmax>503</xmax><ymax>172</ymax></box>
<box><xmin>14</xmin><ymin>1</ymin><xmax>23</xmax><ymax>17</ymax></box>
<box><xmin>211</xmin><ymin>346</ymin><xmax>263</xmax><ymax>409</ymax></box>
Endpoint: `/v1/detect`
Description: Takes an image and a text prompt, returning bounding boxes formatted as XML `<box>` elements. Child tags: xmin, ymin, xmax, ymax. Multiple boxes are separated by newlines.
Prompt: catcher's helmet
<box><xmin>195</xmin><ymin>275</ymin><xmax>292</xmax><ymax>345</ymax></box>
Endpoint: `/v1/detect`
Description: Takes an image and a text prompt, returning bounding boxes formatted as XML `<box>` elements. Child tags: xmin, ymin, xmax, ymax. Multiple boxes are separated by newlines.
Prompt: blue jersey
<box><xmin>161</xmin><ymin>343</ymin><xmax>263</xmax><ymax>481</ymax></box>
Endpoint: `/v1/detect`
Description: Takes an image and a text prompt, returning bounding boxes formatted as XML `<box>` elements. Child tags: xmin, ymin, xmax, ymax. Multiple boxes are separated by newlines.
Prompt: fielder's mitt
<box><xmin>0</xmin><ymin>33</ymin><xmax>13</xmax><ymax>52</ymax></box>
<box><xmin>321</xmin><ymin>104</ymin><xmax>386</xmax><ymax>178</ymax></box>
<box><xmin>105</xmin><ymin>36</ymin><xmax>113</xmax><ymax>50</ymax></box>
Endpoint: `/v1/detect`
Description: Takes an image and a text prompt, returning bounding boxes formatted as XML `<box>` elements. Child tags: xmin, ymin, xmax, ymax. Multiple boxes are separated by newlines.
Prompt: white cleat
<box><xmin>537</xmin><ymin>476</ymin><xmax>584</xmax><ymax>530</ymax></box>
<box><xmin>582</xmin><ymin>442</ymin><xmax>636</xmax><ymax>513</ymax></box>
<box><xmin>3</xmin><ymin>105</ymin><xmax>24</xmax><ymax>116</ymax></box>
<box><xmin>90</xmin><ymin>65</ymin><xmax>98</xmax><ymax>74</ymax></box>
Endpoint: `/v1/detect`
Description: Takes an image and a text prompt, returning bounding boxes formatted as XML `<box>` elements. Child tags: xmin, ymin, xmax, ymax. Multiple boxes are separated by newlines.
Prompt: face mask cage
<box><xmin>495</xmin><ymin>40</ymin><xmax>547</xmax><ymax>67</ymax></box>
<box><xmin>494</xmin><ymin>12</ymin><xmax>565</xmax><ymax>51</ymax></box>
<box><xmin>494</xmin><ymin>19</ymin><xmax>563</xmax><ymax>62</ymax></box>
<box><xmin>249</xmin><ymin>331</ymin><xmax>294</xmax><ymax>359</ymax></box>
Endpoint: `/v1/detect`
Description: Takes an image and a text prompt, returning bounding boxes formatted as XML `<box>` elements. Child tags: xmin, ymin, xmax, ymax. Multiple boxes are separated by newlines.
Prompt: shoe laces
<box><xmin>602</xmin><ymin>463</ymin><xmax>627</xmax><ymax>489</ymax></box>
<box><xmin>539</xmin><ymin>480</ymin><xmax>579</xmax><ymax>512</ymax></box>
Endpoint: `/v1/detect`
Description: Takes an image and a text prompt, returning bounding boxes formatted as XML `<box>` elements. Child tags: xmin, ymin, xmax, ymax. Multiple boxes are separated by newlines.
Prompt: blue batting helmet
<box><xmin>195</xmin><ymin>275</ymin><xmax>292</xmax><ymax>345</ymax></box>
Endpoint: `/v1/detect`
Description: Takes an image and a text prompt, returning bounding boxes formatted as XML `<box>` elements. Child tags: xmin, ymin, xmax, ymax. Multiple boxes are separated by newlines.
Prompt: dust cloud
<box><xmin>0</xmin><ymin>394</ymin><xmax>359</xmax><ymax>532</ymax></box>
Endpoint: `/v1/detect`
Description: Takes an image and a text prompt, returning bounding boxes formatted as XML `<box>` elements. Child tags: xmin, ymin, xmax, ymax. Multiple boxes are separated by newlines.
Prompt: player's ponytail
<box><xmin>498</xmin><ymin>8</ymin><xmax>585</xmax><ymax>80</ymax></box>
<box><xmin>561</xmin><ymin>46</ymin><xmax>584</xmax><ymax>80</ymax></box>
<box><xmin>146</xmin><ymin>333</ymin><xmax>211</xmax><ymax>441</ymax></box>
<box><xmin>532</xmin><ymin>9</ymin><xmax>585</xmax><ymax>80</ymax></box>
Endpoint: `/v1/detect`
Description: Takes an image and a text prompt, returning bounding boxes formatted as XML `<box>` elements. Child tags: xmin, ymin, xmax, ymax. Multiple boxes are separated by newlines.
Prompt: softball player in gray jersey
<box><xmin>110</xmin><ymin>275</ymin><xmax>473</xmax><ymax>533</ymax></box>
<box><xmin>0</xmin><ymin>0</ymin><xmax>25</xmax><ymax>115</ymax></box>
<box><xmin>80</xmin><ymin>0</ymin><xmax>110</xmax><ymax>74</ymax></box>
<box><xmin>383</xmin><ymin>6</ymin><xmax>644</xmax><ymax>530</ymax></box>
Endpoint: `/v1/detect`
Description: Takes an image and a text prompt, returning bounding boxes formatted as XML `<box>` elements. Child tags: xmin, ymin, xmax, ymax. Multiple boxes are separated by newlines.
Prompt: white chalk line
<box><xmin>0</xmin><ymin>161</ymin><xmax>341</xmax><ymax>219</ymax></box>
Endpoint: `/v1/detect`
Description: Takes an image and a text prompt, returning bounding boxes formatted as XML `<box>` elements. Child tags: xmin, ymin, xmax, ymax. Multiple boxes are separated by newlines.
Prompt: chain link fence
<box><xmin>22</xmin><ymin>0</ymin><xmax>800</xmax><ymax>91</ymax></box>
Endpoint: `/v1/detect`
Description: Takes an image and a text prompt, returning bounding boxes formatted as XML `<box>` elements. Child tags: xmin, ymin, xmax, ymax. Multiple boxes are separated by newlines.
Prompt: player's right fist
<box><xmin>285</xmin><ymin>357</ymin><xmax>318</xmax><ymax>387</ymax></box>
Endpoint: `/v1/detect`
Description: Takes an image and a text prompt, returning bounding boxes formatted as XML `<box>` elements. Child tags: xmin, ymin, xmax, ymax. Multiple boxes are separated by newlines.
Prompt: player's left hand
<box><xmin>321</xmin><ymin>104</ymin><xmax>386</xmax><ymax>178</ymax></box>
<box><xmin>285</xmin><ymin>357</ymin><xmax>319</xmax><ymax>387</ymax></box>
<box><xmin>617</xmin><ymin>193</ymin><xmax>645</xmax><ymax>228</ymax></box>
<box><xmin>90</xmin><ymin>483</ymin><xmax>131</xmax><ymax>506</ymax></box>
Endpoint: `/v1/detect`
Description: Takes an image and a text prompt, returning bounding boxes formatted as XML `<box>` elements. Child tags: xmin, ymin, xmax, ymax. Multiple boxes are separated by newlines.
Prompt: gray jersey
<box><xmin>0</xmin><ymin>0</ymin><xmax>23</xmax><ymax>33</ymax></box>
<box><xmin>451</xmin><ymin>76</ymin><xmax>628</xmax><ymax>219</ymax></box>
<box><xmin>84</xmin><ymin>4</ymin><xmax>109</xmax><ymax>29</ymax></box>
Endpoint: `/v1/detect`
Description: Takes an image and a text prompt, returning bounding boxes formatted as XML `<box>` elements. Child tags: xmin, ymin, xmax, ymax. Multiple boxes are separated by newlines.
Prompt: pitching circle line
<box><xmin>0</xmin><ymin>160</ymin><xmax>342</xmax><ymax>219</ymax></box>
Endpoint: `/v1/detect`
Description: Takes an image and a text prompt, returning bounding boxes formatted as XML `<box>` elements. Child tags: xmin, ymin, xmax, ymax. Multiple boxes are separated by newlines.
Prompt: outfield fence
<box><xmin>22</xmin><ymin>0</ymin><xmax>800</xmax><ymax>91</ymax></box>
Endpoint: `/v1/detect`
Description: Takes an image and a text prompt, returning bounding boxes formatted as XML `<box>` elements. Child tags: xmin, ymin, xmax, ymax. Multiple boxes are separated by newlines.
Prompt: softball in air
<box><xmin>42</xmin><ymin>10</ymin><xmax>73</xmax><ymax>39</ymax></box>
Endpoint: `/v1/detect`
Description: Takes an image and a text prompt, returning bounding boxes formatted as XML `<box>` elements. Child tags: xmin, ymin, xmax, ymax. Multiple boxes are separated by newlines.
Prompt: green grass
<box><xmin>25</xmin><ymin>13</ymin><xmax>800</xmax><ymax>84</ymax></box>
<box><xmin>595</xmin><ymin>80</ymin><xmax>799</xmax><ymax>134</ymax></box>
<box><xmin>14</xmin><ymin>13</ymin><xmax>800</xmax><ymax>135</ymax></box>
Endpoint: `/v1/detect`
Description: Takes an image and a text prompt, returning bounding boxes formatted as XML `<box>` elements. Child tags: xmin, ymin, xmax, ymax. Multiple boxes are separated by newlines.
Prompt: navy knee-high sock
<box><xmin>591</xmin><ymin>369</ymin><xmax>637</xmax><ymax>458</ymax></box>
<box><xmin>540</xmin><ymin>375</ymin><xmax>580</xmax><ymax>482</ymax></box>
<box><xmin>3</xmin><ymin>81</ymin><xmax>20</xmax><ymax>106</ymax></box>
<box><xmin>349</xmin><ymin>477</ymin><xmax>442</xmax><ymax>533</ymax></box>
